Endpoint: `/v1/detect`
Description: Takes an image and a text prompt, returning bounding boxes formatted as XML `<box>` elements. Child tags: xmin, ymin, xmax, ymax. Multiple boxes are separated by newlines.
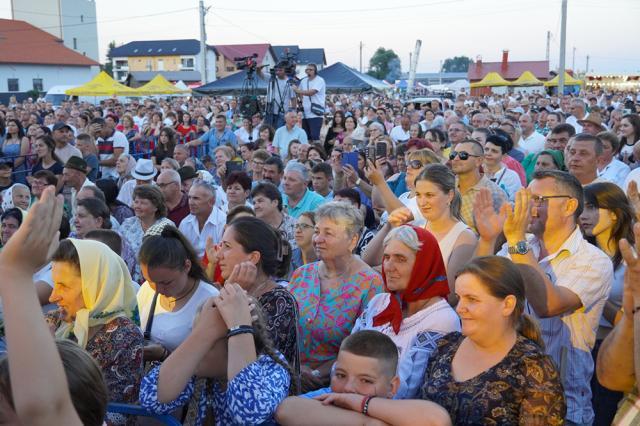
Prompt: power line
<box><xmin>214</xmin><ymin>0</ymin><xmax>465</xmax><ymax>14</ymax></box>
<box><xmin>0</xmin><ymin>7</ymin><xmax>197</xmax><ymax>33</ymax></box>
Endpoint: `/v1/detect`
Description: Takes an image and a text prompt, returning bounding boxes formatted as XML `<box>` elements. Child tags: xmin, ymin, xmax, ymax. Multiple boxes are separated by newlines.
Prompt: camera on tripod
<box><xmin>234</xmin><ymin>53</ymin><xmax>258</xmax><ymax>73</ymax></box>
<box><xmin>271</xmin><ymin>51</ymin><xmax>298</xmax><ymax>80</ymax></box>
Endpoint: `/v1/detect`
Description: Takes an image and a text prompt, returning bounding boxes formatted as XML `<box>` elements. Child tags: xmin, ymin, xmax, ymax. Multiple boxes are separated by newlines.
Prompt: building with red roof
<box><xmin>0</xmin><ymin>18</ymin><xmax>99</xmax><ymax>100</ymax></box>
<box><xmin>467</xmin><ymin>50</ymin><xmax>550</xmax><ymax>95</ymax></box>
<box><xmin>213</xmin><ymin>44</ymin><xmax>276</xmax><ymax>79</ymax></box>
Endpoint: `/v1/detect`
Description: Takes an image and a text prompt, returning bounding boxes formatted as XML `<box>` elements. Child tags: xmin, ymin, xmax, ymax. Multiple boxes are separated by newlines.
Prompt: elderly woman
<box><xmin>120</xmin><ymin>185</ymin><xmax>174</xmax><ymax>282</ymax></box>
<box><xmin>289</xmin><ymin>201</ymin><xmax>383</xmax><ymax>391</ymax></box>
<box><xmin>47</xmin><ymin>238</ymin><xmax>143</xmax><ymax>425</ymax></box>
<box><xmin>115</xmin><ymin>154</ymin><xmax>136</xmax><ymax>190</ymax></box>
<box><xmin>1</xmin><ymin>183</ymin><xmax>31</xmax><ymax>212</ymax></box>
<box><xmin>353</xmin><ymin>225</ymin><xmax>460</xmax><ymax>399</ymax></box>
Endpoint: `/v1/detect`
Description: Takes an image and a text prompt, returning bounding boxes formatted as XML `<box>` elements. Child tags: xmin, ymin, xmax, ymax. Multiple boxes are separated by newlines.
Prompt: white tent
<box><xmin>449</xmin><ymin>79</ymin><xmax>470</xmax><ymax>91</ymax></box>
<box><xmin>174</xmin><ymin>80</ymin><xmax>190</xmax><ymax>91</ymax></box>
<box><xmin>426</xmin><ymin>83</ymin><xmax>449</xmax><ymax>91</ymax></box>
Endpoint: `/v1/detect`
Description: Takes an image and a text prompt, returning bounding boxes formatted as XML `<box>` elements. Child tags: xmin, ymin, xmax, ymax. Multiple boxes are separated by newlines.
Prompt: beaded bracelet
<box><xmin>227</xmin><ymin>325</ymin><xmax>254</xmax><ymax>338</ymax></box>
<box><xmin>361</xmin><ymin>395</ymin><xmax>375</xmax><ymax>415</ymax></box>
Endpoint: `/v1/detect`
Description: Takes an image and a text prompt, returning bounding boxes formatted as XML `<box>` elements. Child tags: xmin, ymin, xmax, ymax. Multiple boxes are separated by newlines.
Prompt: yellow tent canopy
<box><xmin>134</xmin><ymin>74</ymin><xmax>191</xmax><ymax>96</ymax></box>
<box><xmin>470</xmin><ymin>72</ymin><xmax>511</xmax><ymax>88</ymax></box>
<box><xmin>544</xmin><ymin>72</ymin><xmax>583</xmax><ymax>87</ymax></box>
<box><xmin>511</xmin><ymin>71</ymin><xmax>543</xmax><ymax>86</ymax></box>
<box><xmin>65</xmin><ymin>71</ymin><xmax>139</xmax><ymax>96</ymax></box>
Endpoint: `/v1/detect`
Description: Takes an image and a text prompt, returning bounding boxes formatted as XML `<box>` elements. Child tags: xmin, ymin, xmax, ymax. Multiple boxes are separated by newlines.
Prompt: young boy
<box><xmin>276</xmin><ymin>330</ymin><xmax>451</xmax><ymax>426</ymax></box>
<box><xmin>75</xmin><ymin>133</ymin><xmax>99</xmax><ymax>182</ymax></box>
<box><xmin>0</xmin><ymin>159</ymin><xmax>14</xmax><ymax>193</ymax></box>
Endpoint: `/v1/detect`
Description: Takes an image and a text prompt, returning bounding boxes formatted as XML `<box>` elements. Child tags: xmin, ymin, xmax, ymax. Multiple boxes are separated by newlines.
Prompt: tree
<box><xmin>102</xmin><ymin>41</ymin><xmax>116</xmax><ymax>77</ymax></box>
<box><xmin>441</xmin><ymin>56</ymin><xmax>472</xmax><ymax>73</ymax></box>
<box><xmin>367</xmin><ymin>47</ymin><xmax>401</xmax><ymax>80</ymax></box>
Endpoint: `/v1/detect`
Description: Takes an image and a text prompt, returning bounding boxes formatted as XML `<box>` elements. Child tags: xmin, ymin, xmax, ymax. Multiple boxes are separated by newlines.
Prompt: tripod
<box><xmin>265</xmin><ymin>72</ymin><xmax>294</xmax><ymax>128</ymax></box>
<box><xmin>238</xmin><ymin>68</ymin><xmax>262</xmax><ymax>118</ymax></box>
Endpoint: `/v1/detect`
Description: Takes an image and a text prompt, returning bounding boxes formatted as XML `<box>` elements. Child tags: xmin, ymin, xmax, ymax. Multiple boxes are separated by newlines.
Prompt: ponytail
<box><xmin>517</xmin><ymin>313</ymin><xmax>544</xmax><ymax>349</ymax></box>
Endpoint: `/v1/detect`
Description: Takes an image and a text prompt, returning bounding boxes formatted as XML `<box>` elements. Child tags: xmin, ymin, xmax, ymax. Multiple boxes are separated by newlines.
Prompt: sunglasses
<box><xmin>449</xmin><ymin>151</ymin><xmax>481</xmax><ymax>161</ymax></box>
<box><xmin>408</xmin><ymin>159</ymin><xmax>424</xmax><ymax>170</ymax></box>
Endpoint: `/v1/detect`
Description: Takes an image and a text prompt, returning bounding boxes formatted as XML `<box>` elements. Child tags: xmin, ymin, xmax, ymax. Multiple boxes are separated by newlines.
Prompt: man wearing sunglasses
<box><xmin>451</xmin><ymin>139</ymin><xmax>506</xmax><ymax>233</ymax></box>
<box><xmin>473</xmin><ymin>171</ymin><xmax>613</xmax><ymax>426</ymax></box>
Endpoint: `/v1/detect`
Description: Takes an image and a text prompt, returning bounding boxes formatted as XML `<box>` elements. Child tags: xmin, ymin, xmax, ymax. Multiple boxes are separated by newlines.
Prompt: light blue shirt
<box><xmin>283</xmin><ymin>189</ymin><xmax>325</xmax><ymax>219</ymax></box>
<box><xmin>273</xmin><ymin>125</ymin><xmax>308</xmax><ymax>155</ymax></box>
<box><xmin>200</xmin><ymin>128</ymin><xmax>238</xmax><ymax>153</ymax></box>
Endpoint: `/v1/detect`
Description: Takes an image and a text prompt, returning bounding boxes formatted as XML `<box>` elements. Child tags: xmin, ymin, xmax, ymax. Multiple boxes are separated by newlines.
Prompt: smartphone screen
<box><xmin>376</xmin><ymin>142</ymin><xmax>387</xmax><ymax>158</ymax></box>
<box><xmin>225</xmin><ymin>161</ymin><xmax>243</xmax><ymax>178</ymax></box>
<box><xmin>341</xmin><ymin>152</ymin><xmax>359</xmax><ymax>170</ymax></box>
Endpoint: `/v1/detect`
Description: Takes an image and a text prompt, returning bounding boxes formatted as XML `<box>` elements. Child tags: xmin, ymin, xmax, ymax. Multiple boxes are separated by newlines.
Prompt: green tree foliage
<box><xmin>367</xmin><ymin>47</ymin><xmax>401</xmax><ymax>80</ymax></box>
<box><xmin>102</xmin><ymin>41</ymin><xmax>116</xmax><ymax>76</ymax></box>
<box><xmin>442</xmin><ymin>56</ymin><xmax>472</xmax><ymax>73</ymax></box>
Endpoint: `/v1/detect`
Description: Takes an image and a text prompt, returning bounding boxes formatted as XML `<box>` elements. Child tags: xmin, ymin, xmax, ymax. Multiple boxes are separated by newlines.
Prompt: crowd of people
<box><xmin>1</xmin><ymin>67</ymin><xmax>640</xmax><ymax>425</ymax></box>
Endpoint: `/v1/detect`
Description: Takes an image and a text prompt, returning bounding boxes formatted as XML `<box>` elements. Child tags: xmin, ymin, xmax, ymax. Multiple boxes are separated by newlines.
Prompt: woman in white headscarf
<box><xmin>1</xmin><ymin>183</ymin><xmax>31</xmax><ymax>213</ymax></box>
<box><xmin>47</xmin><ymin>238</ymin><xmax>143</xmax><ymax>425</ymax></box>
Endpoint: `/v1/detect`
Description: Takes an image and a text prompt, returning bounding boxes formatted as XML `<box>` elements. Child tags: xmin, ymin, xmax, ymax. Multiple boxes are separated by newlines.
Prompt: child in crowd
<box><xmin>0</xmin><ymin>159</ymin><xmax>13</xmax><ymax>193</ymax></box>
<box><xmin>276</xmin><ymin>330</ymin><xmax>451</xmax><ymax>426</ymax></box>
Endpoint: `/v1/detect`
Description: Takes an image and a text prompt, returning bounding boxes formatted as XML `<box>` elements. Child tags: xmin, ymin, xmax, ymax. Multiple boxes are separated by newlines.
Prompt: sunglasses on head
<box><xmin>449</xmin><ymin>151</ymin><xmax>480</xmax><ymax>161</ymax></box>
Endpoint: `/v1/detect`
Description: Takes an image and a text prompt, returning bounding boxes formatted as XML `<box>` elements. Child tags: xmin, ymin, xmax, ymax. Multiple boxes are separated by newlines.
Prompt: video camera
<box><xmin>271</xmin><ymin>50</ymin><xmax>298</xmax><ymax>79</ymax></box>
<box><xmin>235</xmin><ymin>53</ymin><xmax>258</xmax><ymax>73</ymax></box>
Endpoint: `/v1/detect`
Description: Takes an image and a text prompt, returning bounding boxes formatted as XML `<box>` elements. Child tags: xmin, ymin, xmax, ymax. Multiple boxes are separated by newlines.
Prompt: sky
<box><xmin>2</xmin><ymin>0</ymin><xmax>639</xmax><ymax>74</ymax></box>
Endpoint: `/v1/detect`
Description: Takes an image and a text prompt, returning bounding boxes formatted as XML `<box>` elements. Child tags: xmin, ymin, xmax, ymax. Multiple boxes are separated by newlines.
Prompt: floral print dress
<box><xmin>288</xmin><ymin>262</ymin><xmax>383</xmax><ymax>368</ymax></box>
<box><xmin>421</xmin><ymin>332</ymin><xmax>566</xmax><ymax>425</ymax></box>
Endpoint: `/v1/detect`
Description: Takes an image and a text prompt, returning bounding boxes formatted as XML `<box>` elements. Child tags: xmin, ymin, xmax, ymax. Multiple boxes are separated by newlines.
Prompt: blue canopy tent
<box><xmin>195</xmin><ymin>62</ymin><xmax>388</xmax><ymax>95</ymax></box>
<box><xmin>194</xmin><ymin>71</ymin><xmax>269</xmax><ymax>95</ymax></box>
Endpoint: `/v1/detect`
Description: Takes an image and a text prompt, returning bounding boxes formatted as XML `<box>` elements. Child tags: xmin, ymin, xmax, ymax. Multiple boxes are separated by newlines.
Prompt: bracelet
<box><xmin>361</xmin><ymin>395</ymin><xmax>375</xmax><ymax>415</ymax></box>
<box><xmin>633</xmin><ymin>306</ymin><xmax>640</xmax><ymax>315</ymax></box>
<box><xmin>227</xmin><ymin>325</ymin><xmax>254</xmax><ymax>338</ymax></box>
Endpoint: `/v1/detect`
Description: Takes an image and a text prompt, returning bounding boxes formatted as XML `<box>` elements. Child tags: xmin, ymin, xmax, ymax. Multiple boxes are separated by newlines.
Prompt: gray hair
<box><xmin>174</xmin><ymin>144</ymin><xmax>189</xmax><ymax>153</ymax></box>
<box><xmin>368</xmin><ymin>122</ymin><xmax>384</xmax><ymax>132</ymax></box>
<box><xmin>159</xmin><ymin>169</ymin><xmax>181</xmax><ymax>184</ymax></box>
<box><xmin>161</xmin><ymin>157</ymin><xmax>180</xmax><ymax>170</ymax></box>
<box><xmin>190</xmin><ymin>179</ymin><xmax>216</xmax><ymax>201</ymax></box>
<box><xmin>315</xmin><ymin>201</ymin><xmax>363</xmax><ymax>238</ymax></box>
<box><xmin>383</xmin><ymin>225</ymin><xmax>423</xmax><ymax>252</ymax></box>
<box><xmin>284</xmin><ymin>161</ymin><xmax>310</xmax><ymax>182</ymax></box>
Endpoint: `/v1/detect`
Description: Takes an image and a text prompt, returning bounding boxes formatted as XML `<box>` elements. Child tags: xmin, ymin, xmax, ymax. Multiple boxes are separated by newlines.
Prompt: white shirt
<box><xmin>301</xmin><ymin>75</ymin><xmax>326</xmax><ymax>118</ymax></box>
<box><xmin>597</xmin><ymin>158</ymin><xmax>631</xmax><ymax>189</ymax></box>
<box><xmin>389</xmin><ymin>126</ymin><xmax>411</xmax><ymax>144</ymax></box>
<box><xmin>352</xmin><ymin>295</ymin><xmax>460</xmax><ymax>399</ymax></box>
<box><xmin>55</xmin><ymin>144</ymin><xmax>82</xmax><ymax>165</ymax></box>
<box><xmin>178</xmin><ymin>207</ymin><xmax>226</xmax><ymax>257</ymax></box>
<box><xmin>497</xmin><ymin>227</ymin><xmax>613</xmax><ymax>423</ymax></box>
<box><xmin>137</xmin><ymin>280</ymin><xmax>219</xmax><ymax>351</ymax></box>
<box><xmin>116</xmin><ymin>179</ymin><xmax>137</xmax><ymax>208</ymax></box>
<box><xmin>566</xmin><ymin>115</ymin><xmax>584</xmax><ymax>133</ymax></box>
<box><xmin>70</xmin><ymin>178</ymin><xmax>96</xmax><ymax>216</ymax></box>
<box><xmin>623</xmin><ymin>167</ymin><xmax>640</xmax><ymax>193</ymax></box>
<box><xmin>234</xmin><ymin>127</ymin><xmax>260</xmax><ymax>145</ymax></box>
<box><xmin>484</xmin><ymin>165</ymin><xmax>522</xmax><ymax>202</ymax></box>
<box><xmin>97</xmin><ymin>130</ymin><xmax>129</xmax><ymax>179</ymax></box>
<box><xmin>398</xmin><ymin>191</ymin><xmax>426</xmax><ymax>226</ymax></box>
<box><xmin>518</xmin><ymin>131</ymin><xmax>546</xmax><ymax>155</ymax></box>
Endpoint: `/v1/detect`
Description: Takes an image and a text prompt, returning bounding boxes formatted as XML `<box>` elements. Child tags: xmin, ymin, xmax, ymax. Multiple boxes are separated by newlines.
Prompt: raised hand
<box><xmin>473</xmin><ymin>187</ymin><xmax>507</xmax><ymax>242</ymax></box>
<box><xmin>0</xmin><ymin>186</ymin><xmax>63</xmax><ymax>276</ymax></box>
<box><xmin>627</xmin><ymin>180</ymin><xmax>640</xmax><ymax>220</ymax></box>
<box><xmin>364</xmin><ymin>159</ymin><xmax>385</xmax><ymax>186</ymax></box>
<box><xmin>214</xmin><ymin>283</ymin><xmax>252</xmax><ymax>329</ymax></box>
<box><xmin>503</xmin><ymin>188</ymin><xmax>531</xmax><ymax>243</ymax></box>
<box><xmin>388</xmin><ymin>207</ymin><xmax>414</xmax><ymax>228</ymax></box>
<box><xmin>226</xmin><ymin>261</ymin><xmax>258</xmax><ymax>290</ymax></box>
<box><xmin>619</xmin><ymin>222</ymin><xmax>640</xmax><ymax>309</ymax></box>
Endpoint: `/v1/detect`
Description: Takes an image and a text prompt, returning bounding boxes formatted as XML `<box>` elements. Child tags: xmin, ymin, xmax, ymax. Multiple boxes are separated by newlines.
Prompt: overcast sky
<box><xmin>2</xmin><ymin>0</ymin><xmax>639</xmax><ymax>74</ymax></box>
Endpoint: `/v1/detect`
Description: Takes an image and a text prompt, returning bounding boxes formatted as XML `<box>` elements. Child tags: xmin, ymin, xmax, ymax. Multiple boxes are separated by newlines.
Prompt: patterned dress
<box><xmin>288</xmin><ymin>262</ymin><xmax>383</xmax><ymax>368</ymax></box>
<box><xmin>421</xmin><ymin>332</ymin><xmax>566</xmax><ymax>425</ymax></box>
<box><xmin>259</xmin><ymin>287</ymin><xmax>300</xmax><ymax>373</ymax></box>
<box><xmin>139</xmin><ymin>354</ymin><xmax>290</xmax><ymax>426</ymax></box>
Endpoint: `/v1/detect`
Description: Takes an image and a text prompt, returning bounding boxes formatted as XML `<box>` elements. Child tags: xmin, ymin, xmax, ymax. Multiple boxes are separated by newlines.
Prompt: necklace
<box><xmin>167</xmin><ymin>278</ymin><xmax>198</xmax><ymax>306</ymax></box>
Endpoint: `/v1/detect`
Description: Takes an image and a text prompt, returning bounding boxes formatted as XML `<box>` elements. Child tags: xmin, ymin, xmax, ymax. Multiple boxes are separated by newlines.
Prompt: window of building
<box><xmin>181</xmin><ymin>58</ymin><xmax>195</xmax><ymax>69</ymax></box>
<box><xmin>7</xmin><ymin>79</ymin><xmax>18</xmax><ymax>92</ymax></box>
<box><xmin>146</xmin><ymin>59</ymin><xmax>152</xmax><ymax>71</ymax></box>
<box><xmin>32</xmin><ymin>78</ymin><xmax>43</xmax><ymax>92</ymax></box>
<box><xmin>226</xmin><ymin>66</ymin><xmax>235</xmax><ymax>72</ymax></box>
<box><xmin>73</xmin><ymin>38</ymin><xmax>77</xmax><ymax>50</ymax></box>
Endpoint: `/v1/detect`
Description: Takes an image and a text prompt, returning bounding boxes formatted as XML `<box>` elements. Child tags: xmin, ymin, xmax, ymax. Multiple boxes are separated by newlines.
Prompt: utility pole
<box><xmin>359</xmin><ymin>41</ymin><xmax>363</xmax><ymax>73</ymax></box>
<box><xmin>585</xmin><ymin>55</ymin><xmax>590</xmax><ymax>74</ymax></box>
<box><xmin>407</xmin><ymin>40</ymin><xmax>422</xmax><ymax>97</ymax></box>
<box><xmin>546</xmin><ymin>31</ymin><xmax>551</xmax><ymax>61</ymax></box>
<box><xmin>572</xmin><ymin>46</ymin><xmax>576</xmax><ymax>71</ymax></box>
<box><xmin>439</xmin><ymin>60</ymin><xmax>443</xmax><ymax>85</ymax></box>
<box><xmin>199</xmin><ymin>0</ymin><xmax>212</xmax><ymax>83</ymax></box>
<box><xmin>558</xmin><ymin>0</ymin><xmax>567</xmax><ymax>95</ymax></box>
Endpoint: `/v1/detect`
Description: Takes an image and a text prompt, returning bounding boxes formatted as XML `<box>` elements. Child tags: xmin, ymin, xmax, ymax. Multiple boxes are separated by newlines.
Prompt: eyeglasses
<box><xmin>449</xmin><ymin>151</ymin><xmax>481</xmax><ymax>161</ymax></box>
<box><xmin>408</xmin><ymin>159</ymin><xmax>424</xmax><ymax>170</ymax></box>
<box><xmin>295</xmin><ymin>223</ymin><xmax>314</xmax><ymax>231</ymax></box>
<box><xmin>156</xmin><ymin>181</ymin><xmax>178</xmax><ymax>188</ymax></box>
<box><xmin>252</xmin><ymin>160</ymin><xmax>265</xmax><ymax>166</ymax></box>
<box><xmin>531</xmin><ymin>195</ymin><xmax>572</xmax><ymax>206</ymax></box>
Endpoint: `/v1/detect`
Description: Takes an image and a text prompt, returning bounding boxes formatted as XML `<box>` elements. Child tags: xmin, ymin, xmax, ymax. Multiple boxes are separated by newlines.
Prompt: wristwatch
<box><xmin>355</xmin><ymin>178</ymin><xmax>362</xmax><ymax>186</ymax></box>
<box><xmin>507</xmin><ymin>240</ymin><xmax>530</xmax><ymax>255</ymax></box>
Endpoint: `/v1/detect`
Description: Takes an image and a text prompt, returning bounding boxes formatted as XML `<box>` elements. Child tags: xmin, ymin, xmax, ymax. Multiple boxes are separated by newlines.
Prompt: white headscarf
<box><xmin>55</xmin><ymin>238</ymin><xmax>137</xmax><ymax>348</ymax></box>
<box><xmin>1</xmin><ymin>184</ymin><xmax>29</xmax><ymax>214</ymax></box>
